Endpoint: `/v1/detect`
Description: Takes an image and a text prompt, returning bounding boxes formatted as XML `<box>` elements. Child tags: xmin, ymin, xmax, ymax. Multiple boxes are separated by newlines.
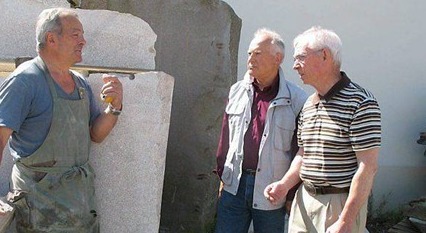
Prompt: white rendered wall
<box><xmin>223</xmin><ymin>0</ymin><xmax>426</xmax><ymax>209</ymax></box>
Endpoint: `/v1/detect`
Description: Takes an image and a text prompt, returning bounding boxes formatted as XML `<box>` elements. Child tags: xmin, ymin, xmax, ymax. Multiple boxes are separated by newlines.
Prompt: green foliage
<box><xmin>367</xmin><ymin>193</ymin><xmax>404</xmax><ymax>233</ymax></box>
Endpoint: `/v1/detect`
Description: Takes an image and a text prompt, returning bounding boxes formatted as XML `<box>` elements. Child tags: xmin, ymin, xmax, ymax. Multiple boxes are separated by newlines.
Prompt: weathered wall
<box><xmin>80</xmin><ymin>1</ymin><xmax>241</xmax><ymax>232</ymax></box>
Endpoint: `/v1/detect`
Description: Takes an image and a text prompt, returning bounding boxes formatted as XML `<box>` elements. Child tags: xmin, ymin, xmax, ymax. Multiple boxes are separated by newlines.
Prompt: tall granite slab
<box><xmin>0</xmin><ymin>1</ymin><xmax>173</xmax><ymax>232</ymax></box>
<box><xmin>81</xmin><ymin>1</ymin><xmax>242</xmax><ymax>232</ymax></box>
<box><xmin>89</xmin><ymin>72</ymin><xmax>174</xmax><ymax>233</ymax></box>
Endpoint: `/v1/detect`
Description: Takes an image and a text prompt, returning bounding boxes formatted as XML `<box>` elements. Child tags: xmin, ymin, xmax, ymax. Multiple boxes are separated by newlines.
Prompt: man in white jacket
<box><xmin>214</xmin><ymin>28</ymin><xmax>307</xmax><ymax>233</ymax></box>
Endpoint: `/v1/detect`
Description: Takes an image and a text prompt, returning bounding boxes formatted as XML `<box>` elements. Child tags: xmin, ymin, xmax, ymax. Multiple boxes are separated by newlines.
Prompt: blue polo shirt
<box><xmin>0</xmin><ymin>57</ymin><xmax>101</xmax><ymax>159</ymax></box>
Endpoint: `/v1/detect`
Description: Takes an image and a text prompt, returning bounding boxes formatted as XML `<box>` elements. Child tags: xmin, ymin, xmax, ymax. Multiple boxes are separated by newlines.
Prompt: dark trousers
<box><xmin>215</xmin><ymin>173</ymin><xmax>286</xmax><ymax>233</ymax></box>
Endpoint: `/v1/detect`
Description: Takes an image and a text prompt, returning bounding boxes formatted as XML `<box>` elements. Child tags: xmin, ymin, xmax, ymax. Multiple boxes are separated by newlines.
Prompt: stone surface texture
<box><xmin>0</xmin><ymin>0</ymin><xmax>156</xmax><ymax>70</ymax></box>
<box><xmin>89</xmin><ymin>72</ymin><xmax>174</xmax><ymax>233</ymax></box>
<box><xmin>80</xmin><ymin>1</ymin><xmax>241</xmax><ymax>232</ymax></box>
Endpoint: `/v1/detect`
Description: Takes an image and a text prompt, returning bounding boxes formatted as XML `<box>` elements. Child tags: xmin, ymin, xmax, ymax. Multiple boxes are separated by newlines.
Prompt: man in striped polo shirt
<box><xmin>264</xmin><ymin>26</ymin><xmax>381</xmax><ymax>233</ymax></box>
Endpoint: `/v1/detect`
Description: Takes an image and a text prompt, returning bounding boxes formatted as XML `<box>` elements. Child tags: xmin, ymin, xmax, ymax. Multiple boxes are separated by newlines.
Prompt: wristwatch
<box><xmin>106</xmin><ymin>103</ymin><xmax>122</xmax><ymax>116</ymax></box>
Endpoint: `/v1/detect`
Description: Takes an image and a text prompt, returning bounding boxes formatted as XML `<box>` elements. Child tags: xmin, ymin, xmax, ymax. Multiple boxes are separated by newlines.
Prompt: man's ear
<box><xmin>276</xmin><ymin>52</ymin><xmax>284</xmax><ymax>64</ymax></box>
<box><xmin>322</xmin><ymin>48</ymin><xmax>330</xmax><ymax>61</ymax></box>
<box><xmin>46</xmin><ymin>32</ymin><xmax>56</xmax><ymax>46</ymax></box>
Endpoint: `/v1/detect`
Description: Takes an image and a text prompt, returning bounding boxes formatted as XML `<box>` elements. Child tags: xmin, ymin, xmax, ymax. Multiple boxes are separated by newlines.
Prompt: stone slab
<box><xmin>80</xmin><ymin>2</ymin><xmax>242</xmax><ymax>231</ymax></box>
<box><xmin>0</xmin><ymin>0</ymin><xmax>156</xmax><ymax>69</ymax></box>
<box><xmin>89</xmin><ymin>72</ymin><xmax>174</xmax><ymax>233</ymax></box>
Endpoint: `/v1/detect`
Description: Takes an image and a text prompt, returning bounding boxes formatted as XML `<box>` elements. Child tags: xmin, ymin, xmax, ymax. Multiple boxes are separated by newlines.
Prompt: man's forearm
<box><xmin>264</xmin><ymin>154</ymin><xmax>303</xmax><ymax>205</ymax></box>
<box><xmin>279</xmin><ymin>154</ymin><xmax>303</xmax><ymax>189</ymax></box>
<box><xmin>280</xmin><ymin>146</ymin><xmax>305</xmax><ymax>189</ymax></box>
<box><xmin>0</xmin><ymin>127</ymin><xmax>13</xmax><ymax>166</ymax></box>
<box><xmin>90</xmin><ymin>112</ymin><xmax>118</xmax><ymax>143</ymax></box>
<box><xmin>338</xmin><ymin>149</ymin><xmax>379</xmax><ymax>226</ymax></box>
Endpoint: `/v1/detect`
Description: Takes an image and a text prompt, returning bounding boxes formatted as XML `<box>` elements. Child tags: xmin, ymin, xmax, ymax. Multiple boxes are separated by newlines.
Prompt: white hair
<box><xmin>253</xmin><ymin>28</ymin><xmax>285</xmax><ymax>58</ymax></box>
<box><xmin>36</xmin><ymin>8</ymin><xmax>79</xmax><ymax>52</ymax></box>
<box><xmin>293</xmin><ymin>26</ymin><xmax>342</xmax><ymax>67</ymax></box>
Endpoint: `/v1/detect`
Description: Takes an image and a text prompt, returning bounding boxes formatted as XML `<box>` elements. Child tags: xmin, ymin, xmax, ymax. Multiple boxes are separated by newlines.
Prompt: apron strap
<box><xmin>16</xmin><ymin>160</ymin><xmax>90</xmax><ymax>177</ymax></box>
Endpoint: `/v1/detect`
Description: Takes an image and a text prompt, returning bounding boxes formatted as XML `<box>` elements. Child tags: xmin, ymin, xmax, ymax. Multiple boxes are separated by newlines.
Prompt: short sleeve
<box><xmin>350</xmin><ymin>98</ymin><xmax>381</xmax><ymax>151</ymax></box>
<box><xmin>0</xmin><ymin>77</ymin><xmax>33</xmax><ymax>132</ymax></box>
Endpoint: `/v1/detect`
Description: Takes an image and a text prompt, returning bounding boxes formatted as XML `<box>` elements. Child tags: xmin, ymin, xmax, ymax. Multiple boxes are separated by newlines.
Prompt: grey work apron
<box><xmin>10</xmin><ymin>57</ymin><xmax>99</xmax><ymax>232</ymax></box>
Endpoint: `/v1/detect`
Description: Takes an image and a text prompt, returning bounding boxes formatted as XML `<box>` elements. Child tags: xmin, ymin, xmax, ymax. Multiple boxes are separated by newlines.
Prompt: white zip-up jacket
<box><xmin>221</xmin><ymin>67</ymin><xmax>307</xmax><ymax>210</ymax></box>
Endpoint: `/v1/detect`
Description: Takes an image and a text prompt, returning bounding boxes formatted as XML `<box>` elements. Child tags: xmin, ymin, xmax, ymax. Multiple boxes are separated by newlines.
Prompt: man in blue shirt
<box><xmin>0</xmin><ymin>8</ymin><xmax>123</xmax><ymax>232</ymax></box>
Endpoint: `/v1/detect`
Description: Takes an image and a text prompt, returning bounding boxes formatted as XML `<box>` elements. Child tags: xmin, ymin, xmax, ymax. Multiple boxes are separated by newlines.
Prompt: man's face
<box><xmin>55</xmin><ymin>16</ymin><xmax>86</xmax><ymax>65</ymax></box>
<box><xmin>292</xmin><ymin>44</ymin><xmax>323</xmax><ymax>86</ymax></box>
<box><xmin>247</xmin><ymin>36</ymin><xmax>280</xmax><ymax>83</ymax></box>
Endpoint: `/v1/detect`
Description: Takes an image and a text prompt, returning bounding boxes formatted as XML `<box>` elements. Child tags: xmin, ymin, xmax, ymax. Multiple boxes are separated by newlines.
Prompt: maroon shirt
<box><xmin>216</xmin><ymin>76</ymin><xmax>279</xmax><ymax>177</ymax></box>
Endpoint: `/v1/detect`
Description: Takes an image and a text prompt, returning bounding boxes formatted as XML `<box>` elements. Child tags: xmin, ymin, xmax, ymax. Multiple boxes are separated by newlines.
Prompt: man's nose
<box><xmin>249</xmin><ymin>54</ymin><xmax>257</xmax><ymax>64</ymax></box>
<box><xmin>292</xmin><ymin>60</ymin><xmax>300</xmax><ymax>70</ymax></box>
<box><xmin>80</xmin><ymin>36</ymin><xmax>86</xmax><ymax>46</ymax></box>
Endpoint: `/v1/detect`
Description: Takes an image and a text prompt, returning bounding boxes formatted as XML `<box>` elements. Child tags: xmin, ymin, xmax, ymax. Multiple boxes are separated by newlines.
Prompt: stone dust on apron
<box><xmin>10</xmin><ymin>57</ymin><xmax>99</xmax><ymax>232</ymax></box>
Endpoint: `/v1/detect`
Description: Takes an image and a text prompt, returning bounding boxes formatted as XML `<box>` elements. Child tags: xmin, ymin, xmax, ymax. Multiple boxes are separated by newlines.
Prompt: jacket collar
<box><xmin>242</xmin><ymin>67</ymin><xmax>290</xmax><ymax>99</ymax></box>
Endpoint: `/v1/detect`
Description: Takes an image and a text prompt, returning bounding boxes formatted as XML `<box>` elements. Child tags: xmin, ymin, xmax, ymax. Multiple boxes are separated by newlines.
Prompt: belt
<box><xmin>242</xmin><ymin>169</ymin><xmax>256</xmax><ymax>176</ymax></box>
<box><xmin>303</xmin><ymin>181</ymin><xmax>350</xmax><ymax>196</ymax></box>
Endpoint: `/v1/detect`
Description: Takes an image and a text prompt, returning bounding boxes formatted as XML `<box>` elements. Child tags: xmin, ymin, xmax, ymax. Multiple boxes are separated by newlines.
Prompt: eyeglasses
<box><xmin>293</xmin><ymin>49</ymin><xmax>323</xmax><ymax>63</ymax></box>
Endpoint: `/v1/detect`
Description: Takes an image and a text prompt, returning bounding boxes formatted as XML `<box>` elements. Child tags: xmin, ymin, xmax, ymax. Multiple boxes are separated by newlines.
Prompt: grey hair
<box><xmin>293</xmin><ymin>26</ymin><xmax>342</xmax><ymax>67</ymax></box>
<box><xmin>253</xmin><ymin>28</ymin><xmax>285</xmax><ymax>61</ymax></box>
<box><xmin>36</xmin><ymin>8</ymin><xmax>79</xmax><ymax>52</ymax></box>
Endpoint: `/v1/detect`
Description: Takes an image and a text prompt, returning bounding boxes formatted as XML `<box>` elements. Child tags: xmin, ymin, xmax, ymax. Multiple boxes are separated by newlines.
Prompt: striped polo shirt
<box><xmin>298</xmin><ymin>72</ymin><xmax>381</xmax><ymax>188</ymax></box>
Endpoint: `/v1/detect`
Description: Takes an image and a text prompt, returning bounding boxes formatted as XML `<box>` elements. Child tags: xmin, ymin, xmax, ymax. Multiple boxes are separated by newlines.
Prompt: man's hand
<box><xmin>326</xmin><ymin>219</ymin><xmax>352</xmax><ymax>233</ymax></box>
<box><xmin>90</xmin><ymin>75</ymin><xmax>124</xmax><ymax>143</ymax></box>
<box><xmin>100</xmin><ymin>74</ymin><xmax>123</xmax><ymax>109</ymax></box>
<box><xmin>218</xmin><ymin>181</ymin><xmax>224</xmax><ymax>198</ymax></box>
<box><xmin>263</xmin><ymin>180</ymin><xmax>288</xmax><ymax>205</ymax></box>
